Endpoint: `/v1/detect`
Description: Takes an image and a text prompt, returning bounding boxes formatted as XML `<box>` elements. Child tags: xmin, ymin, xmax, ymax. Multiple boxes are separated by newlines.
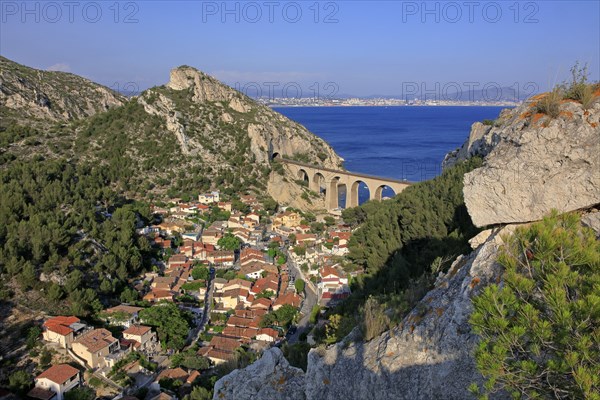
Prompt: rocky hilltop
<box><xmin>138</xmin><ymin>66</ymin><xmax>341</xmax><ymax>169</ymax></box>
<box><xmin>0</xmin><ymin>56</ymin><xmax>124</xmax><ymax>127</ymax></box>
<box><xmin>0</xmin><ymin>58</ymin><xmax>342</xmax><ymax>209</ymax></box>
<box><xmin>445</xmin><ymin>95</ymin><xmax>600</xmax><ymax>227</ymax></box>
<box><xmin>213</xmin><ymin>92</ymin><xmax>600</xmax><ymax>399</ymax></box>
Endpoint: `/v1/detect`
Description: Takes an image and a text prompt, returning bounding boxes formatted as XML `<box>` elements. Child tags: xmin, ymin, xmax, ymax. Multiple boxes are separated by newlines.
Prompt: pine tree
<box><xmin>469</xmin><ymin>212</ymin><xmax>600</xmax><ymax>399</ymax></box>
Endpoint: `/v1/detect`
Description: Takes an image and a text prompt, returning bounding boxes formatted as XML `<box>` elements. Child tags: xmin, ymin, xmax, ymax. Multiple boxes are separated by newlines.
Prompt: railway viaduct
<box><xmin>276</xmin><ymin>158</ymin><xmax>412</xmax><ymax>209</ymax></box>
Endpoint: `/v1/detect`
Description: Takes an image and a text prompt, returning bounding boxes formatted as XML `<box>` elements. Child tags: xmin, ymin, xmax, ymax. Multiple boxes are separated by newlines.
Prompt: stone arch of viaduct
<box><xmin>280</xmin><ymin>158</ymin><xmax>411</xmax><ymax>209</ymax></box>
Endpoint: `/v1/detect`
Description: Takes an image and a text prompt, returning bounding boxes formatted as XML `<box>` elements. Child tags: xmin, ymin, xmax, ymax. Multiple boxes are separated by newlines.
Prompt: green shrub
<box><xmin>360</xmin><ymin>296</ymin><xmax>390</xmax><ymax>341</ymax></box>
<box><xmin>282</xmin><ymin>342</ymin><xmax>312</xmax><ymax>371</ymax></box>
<box><xmin>535</xmin><ymin>88</ymin><xmax>562</xmax><ymax>118</ymax></box>
<box><xmin>469</xmin><ymin>212</ymin><xmax>600</xmax><ymax>399</ymax></box>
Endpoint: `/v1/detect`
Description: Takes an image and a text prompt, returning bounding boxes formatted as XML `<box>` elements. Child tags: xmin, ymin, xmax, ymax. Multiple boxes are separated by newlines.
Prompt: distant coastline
<box><xmin>261</xmin><ymin>98</ymin><xmax>521</xmax><ymax>108</ymax></box>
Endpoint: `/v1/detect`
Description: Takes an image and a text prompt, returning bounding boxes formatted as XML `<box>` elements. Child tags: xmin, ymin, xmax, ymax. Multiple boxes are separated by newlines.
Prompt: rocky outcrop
<box><xmin>0</xmin><ymin>56</ymin><xmax>124</xmax><ymax>127</ymax></box>
<box><xmin>267</xmin><ymin>164</ymin><xmax>328</xmax><ymax>211</ymax></box>
<box><xmin>454</xmin><ymin>97</ymin><xmax>600</xmax><ymax>227</ymax></box>
<box><xmin>158</xmin><ymin>66</ymin><xmax>342</xmax><ymax>170</ymax></box>
<box><xmin>214</xmin><ymin>348</ymin><xmax>306</xmax><ymax>400</ymax></box>
<box><xmin>214</xmin><ymin>227</ymin><xmax>511</xmax><ymax>400</ymax></box>
<box><xmin>137</xmin><ymin>65</ymin><xmax>343</xmax><ymax>207</ymax></box>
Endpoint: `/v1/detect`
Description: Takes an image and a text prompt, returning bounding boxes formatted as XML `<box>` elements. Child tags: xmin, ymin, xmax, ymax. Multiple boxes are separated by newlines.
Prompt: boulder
<box><xmin>213</xmin><ymin>347</ymin><xmax>306</xmax><ymax>400</ymax></box>
<box><xmin>462</xmin><ymin>99</ymin><xmax>600</xmax><ymax>227</ymax></box>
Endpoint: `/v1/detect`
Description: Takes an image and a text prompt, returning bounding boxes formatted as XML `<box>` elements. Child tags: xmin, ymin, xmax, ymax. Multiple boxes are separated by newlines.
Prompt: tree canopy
<box><xmin>0</xmin><ymin>158</ymin><xmax>153</xmax><ymax>313</ymax></box>
<box><xmin>217</xmin><ymin>233</ymin><xmax>240</xmax><ymax>250</ymax></box>
<box><xmin>139</xmin><ymin>302</ymin><xmax>191</xmax><ymax>350</ymax></box>
<box><xmin>469</xmin><ymin>212</ymin><xmax>600</xmax><ymax>400</ymax></box>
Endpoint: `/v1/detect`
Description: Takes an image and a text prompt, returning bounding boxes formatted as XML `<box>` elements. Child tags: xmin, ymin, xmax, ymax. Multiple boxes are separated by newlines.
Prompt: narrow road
<box><xmin>285</xmin><ymin>250</ymin><xmax>317</xmax><ymax>344</ymax></box>
<box><xmin>185</xmin><ymin>269</ymin><xmax>215</xmax><ymax>347</ymax></box>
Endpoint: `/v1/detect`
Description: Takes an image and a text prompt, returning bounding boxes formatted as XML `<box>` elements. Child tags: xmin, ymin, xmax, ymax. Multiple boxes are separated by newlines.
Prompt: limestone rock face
<box><xmin>213</xmin><ymin>229</ymin><xmax>510</xmax><ymax>400</ymax></box>
<box><xmin>213</xmin><ymin>347</ymin><xmax>306</xmax><ymax>400</ymax></box>
<box><xmin>266</xmin><ymin>164</ymin><xmax>328</xmax><ymax>211</ymax></box>
<box><xmin>302</xmin><ymin>231</ymin><xmax>506</xmax><ymax>400</ymax></box>
<box><xmin>0</xmin><ymin>56</ymin><xmax>124</xmax><ymax>127</ymax></box>
<box><xmin>141</xmin><ymin>65</ymin><xmax>343</xmax><ymax>208</ymax></box>
<box><xmin>458</xmin><ymin>99</ymin><xmax>600</xmax><ymax>227</ymax></box>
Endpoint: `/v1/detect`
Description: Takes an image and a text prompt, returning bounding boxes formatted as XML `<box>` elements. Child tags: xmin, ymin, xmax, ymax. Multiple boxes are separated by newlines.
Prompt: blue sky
<box><xmin>1</xmin><ymin>0</ymin><xmax>598</xmax><ymax>96</ymax></box>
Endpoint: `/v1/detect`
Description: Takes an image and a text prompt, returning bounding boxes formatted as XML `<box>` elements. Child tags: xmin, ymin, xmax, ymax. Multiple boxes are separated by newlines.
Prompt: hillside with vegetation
<box><xmin>0</xmin><ymin>56</ymin><xmax>124</xmax><ymax>128</ymax></box>
<box><xmin>0</xmin><ymin>57</ymin><xmax>342</xmax><ymax>202</ymax></box>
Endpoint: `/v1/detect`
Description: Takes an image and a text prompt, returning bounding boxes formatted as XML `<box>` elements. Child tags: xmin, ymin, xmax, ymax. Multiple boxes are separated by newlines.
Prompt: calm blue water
<box><xmin>273</xmin><ymin>106</ymin><xmax>507</xmax><ymax>205</ymax></box>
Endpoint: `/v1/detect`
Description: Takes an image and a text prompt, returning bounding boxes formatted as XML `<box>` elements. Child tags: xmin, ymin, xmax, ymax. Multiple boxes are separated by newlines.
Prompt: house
<box><xmin>42</xmin><ymin>316</ymin><xmax>88</xmax><ymax>349</ymax></box>
<box><xmin>72</xmin><ymin>329</ymin><xmax>122</xmax><ymax>369</ymax></box>
<box><xmin>212</xmin><ymin>278</ymin><xmax>227</xmax><ymax>291</ymax></box>
<box><xmin>295</xmin><ymin>233</ymin><xmax>317</xmax><ymax>246</ymax></box>
<box><xmin>156</xmin><ymin>221</ymin><xmax>187</xmax><ymax>235</ymax></box>
<box><xmin>207</xmin><ymin>250</ymin><xmax>235</xmax><ymax>267</ymax></box>
<box><xmin>198</xmin><ymin>190</ymin><xmax>220</xmax><ymax>204</ymax></box>
<box><xmin>256</xmin><ymin>328</ymin><xmax>279</xmax><ymax>342</ymax></box>
<box><xmin>272</xmin><ymin>211</ymin><xmax>302</xmax><ymax>228</ymax></box>
<box><xmin>218</xmin><ymin>201</ymin><xmax>232</xmax><ymax>212</ymax></box>
<box><xmin>227</xmin><ymin>216</ymin><xmax>243</xmax><ymax>229</ymax></box>
<box><xmin>216</xmin><ymin>288</ymin><xmax>249</xmax><ymax>310</ymax></box>
<box><xmin>221</xmin><ymin>326</ymin><xmax>259</xmax><ymax>341</ymax></box>
<box><xmin>151</xmin><ymin>276</ymin><xmax>177</xmax><ymax>290</ymax></box>
<box><xmin>222</xmin><ymin>279</ymin><xmax>252</xmax><ymax>292</ymax></box>
<box><xmin>319</xmin><ymin>291</ymin><xmax>350</xmax><ymax>307</ymax></box>
<box><xmin>240</xmin><ymin>194</ymin><xmax>259</xmax><ymax>207</ymax></box>
<box><xmin>153</xmin><ymin>237</ymin><xmax>172</xmax><ymax>249</ymax></box>
<box><xmin>122</xmin><ymin>325</ymin><xmax>158</xmax><ymax>354</ymax></box>
<box><xmin>246</xmin><ymin>212</ymin><xmax>260</xmax><ymax>224</ymax></box>
<box><xmin>201</xmin><ymin>228</ymin><xmax>222</xmax><ymax>246</ymax></box>
<box><xmin>240</xmin><ymin>248</ymin><xmax>266</xmax><ymax>266</ymax></box>
<box><xmin>318</xmin><ymin>266</ymin><xmax>350</xmax><ymax>307</ymax></box>
<box><xmin>197</xmin><ymin>336</ymin><xmax>241</xmax><ymax>365</ymax></box>
<box><xmin>250</xmin><ymin>297</ymin><xmax>272</xmax><ymax>311</ymax></box>
<box><xmin>250</xmin><ymin>276</ymin><xmax>279</xmax><ymax>297</ymax></box>
<box><xmin>27</xmin><ymin>364</ymin><xmax>81</xmax><ymax>400</ymax></box>
<box><xmin>273</xmin><ymin>292</ymin><xmax>302</xmax><ymax>311</ymax></box>
<box><xmin>143</xmin><ymin>290</ymin><xmax>176</xmax><ymax>303</ymax></box>
<box><xmin>330</xmin><ymin>231</ymin><xmax>351</xmax><ymax>246</ymax></box>
<box><xmin>167</xmin><ymin>254</ymin><xmax>187</xmax><ymax>269</ymax></box>
<box><xmin>232</xmin><ymin>227</ymin><xmax>252</xmax><ymax>243</ymax></box>
<box><xmin>103</xmin><ymin>305</ymin><xmax>143</xmax><ymax>328</ymax></box>
<box><xmin>150</xmin><ymin>368</ymin><xmax>190</xmax><ymax>392</ymax></box>
<box><xmin>156</xmin><ymin>367</ymin><xmax>189</xmax><ymax>383</ymax></box>
<box><xmin>240</xmin><ymin>263</ymin><xmax>265</xmax><ymax>280</ymax></box>
<box><xmin>182</xmin><ymin>231</ymin><xmax>201</xmax><ymax>242</ymax></box>
<box><xmin>196</xmin><ymin>204</ymin><xmax>210</xmax><ymax>214</ymax></box>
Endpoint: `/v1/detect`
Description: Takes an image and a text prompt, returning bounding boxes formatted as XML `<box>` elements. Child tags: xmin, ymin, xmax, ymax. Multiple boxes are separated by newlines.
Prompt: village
<box><xmin>22</xmin><ymin>190</ymin><xmax>359</xmax><ymax>400</ymax></box>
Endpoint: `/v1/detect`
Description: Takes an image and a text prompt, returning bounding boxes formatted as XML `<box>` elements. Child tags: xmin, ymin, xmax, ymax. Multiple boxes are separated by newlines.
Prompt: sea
<box><xmin>273</xmin><ymin>106</ymin><xmax>508</xmax><ymax>205</ymax></box>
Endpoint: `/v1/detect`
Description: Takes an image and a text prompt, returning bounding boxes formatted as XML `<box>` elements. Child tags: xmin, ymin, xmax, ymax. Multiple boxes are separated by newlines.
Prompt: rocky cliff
<box><xmin>138</xmin><ymin>66</ymin><xmax>341</xmax><ymax>170</ymax></box>
<box><xmin>213</xmin><ymin>90</ymin><xmax>600</xmax><ymax>400</ymax></box>
<box><xmin>0</xmin><ymin>56</ymin><xmax>124</xmax><ymax>127</ymax></box>
<box><xmin>445</xmin><ymin>95</ymin><xmax>600</xmax><ymax>227</ymax></box>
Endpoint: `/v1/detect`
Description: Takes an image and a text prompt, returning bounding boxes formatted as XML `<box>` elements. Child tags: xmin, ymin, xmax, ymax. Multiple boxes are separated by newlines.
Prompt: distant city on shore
<box><xmin>259</xmin><ymin>97</ymin><xmax>521</xmax><ymax>107</ymax></box>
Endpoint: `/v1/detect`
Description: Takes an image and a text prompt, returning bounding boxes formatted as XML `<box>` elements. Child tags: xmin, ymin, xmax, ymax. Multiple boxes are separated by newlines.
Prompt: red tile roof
<box><xmin>44</xmin><ymin>316</ymin><xmax>80</xmax><ymax>336</ymax></box>
<box><xmin>37</xmin><ymin>364</ymin><xmax>79</xmax><ymax>384</ymax></box>
<box><xmin>274</xmin><ymin>292</ymin><xmax>301</xmax><ymax>308</ymax></box>
<box><xmin>73</xmin><ymin>329</ymin><xmax>117</xmax><ymax>353</ymax></box>
<box><xmin>250</xmin><ymin>297</ymin><xmax>272</xmax><ymax>310</ymax></box>
<box><xmin>157</xmin><ymin>368</ymin><xmax>188</xmax><ymax>382</ymax></box>
<box><xmin>321</xmin><ymin>266</ymin><xmax>341</xmax><ymax>278</ymax></box>
<box><xmin>123</xmin><ymin>325</ymin><xmax>152</xmax><ymax>336</ymax></box>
